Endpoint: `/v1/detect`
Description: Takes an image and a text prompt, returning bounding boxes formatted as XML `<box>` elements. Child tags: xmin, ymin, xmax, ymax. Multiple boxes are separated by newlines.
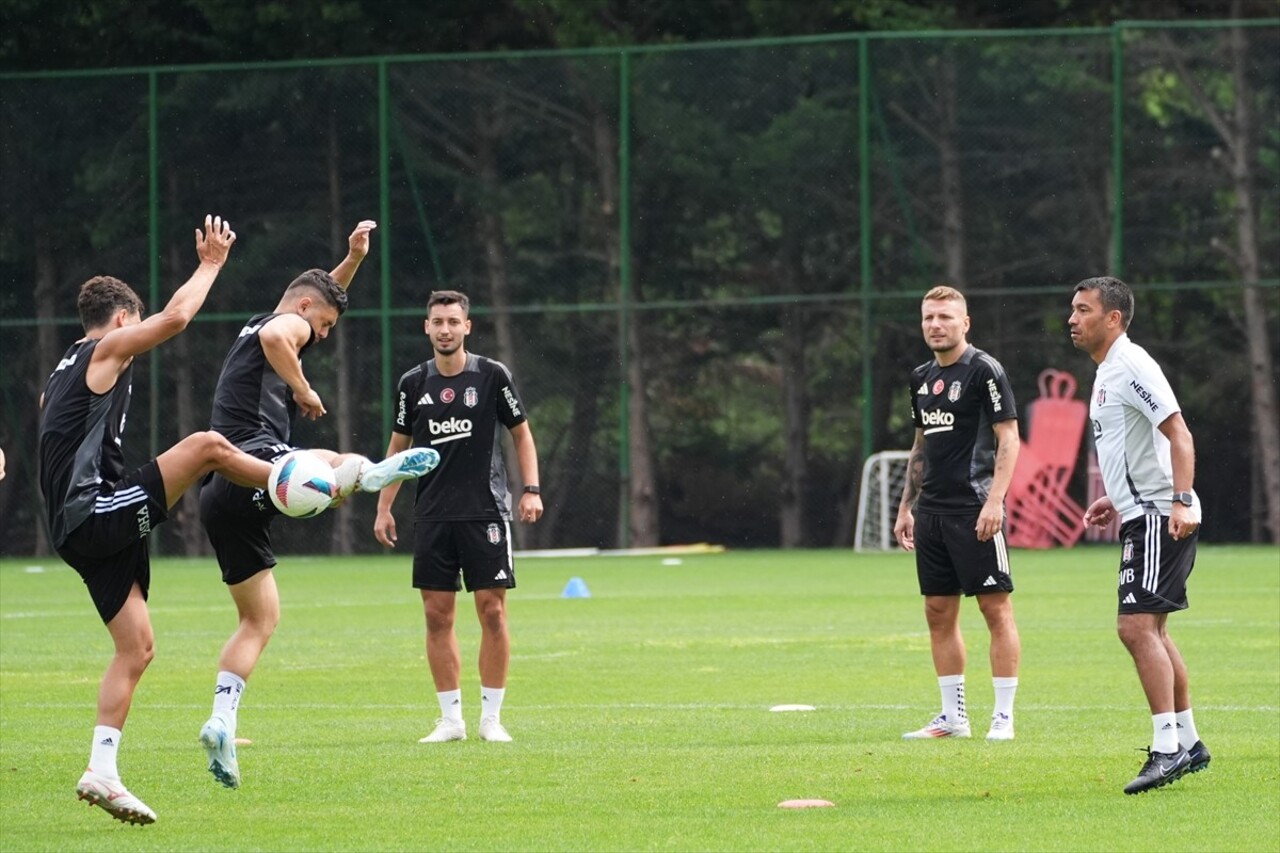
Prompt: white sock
<box><xmin>438</xmin><ymin>689</ymin><xmax>463</xmax><ymax>722</ymax></box>
<box><xmin>1175</xmin><ymin>709</ymin><xmax>1201</xmax><ymax>749</ymax></box>
<box><xmin>89</xmin><ymin>726</ymin><xmax>122</xmax><ymax>780</ymax></box>
<box><xmin>481</xmin><ymin>686</ymin><xmax>506</xmax><ymax>721</ymax></box>
<box><xmin>992</xmin><ymin>676</ymin><xmax>1018</xmax><ymax>720</ymax></box>
<box><xmin>212</xmin><ymin>671</ymin><xmax>246</xmax><ymax>732</ymax></box>
<box><xmin>1152</xmin><ymin>712</ymin><xmax>1179</xmax><ymax>754</ymax></box>
<box><xmin>938</xmin><ymin>674</ymin><xmax>967</xmax><ymax>723</ymax></box>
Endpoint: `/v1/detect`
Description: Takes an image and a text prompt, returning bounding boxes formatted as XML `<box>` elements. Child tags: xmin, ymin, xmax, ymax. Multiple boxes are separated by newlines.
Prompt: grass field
<box><xmin>1</xmin><ymin>546</ymin><xmax>1277</xmax><ymax>852</ymax></box>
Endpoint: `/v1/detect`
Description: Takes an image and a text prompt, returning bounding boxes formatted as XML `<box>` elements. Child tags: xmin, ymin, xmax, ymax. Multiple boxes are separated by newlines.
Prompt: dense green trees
<box><xmin>1</xmin><ymin>4</ymin><xmax>1275</xmax><ymax>553</ymax></box>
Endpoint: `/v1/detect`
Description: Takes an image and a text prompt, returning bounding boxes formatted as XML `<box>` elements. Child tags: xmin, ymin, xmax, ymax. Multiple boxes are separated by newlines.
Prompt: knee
<box><xmin>476</xmin><ymin>600</ymin><xmax>507</xmax><ymax>635</ymax></box>
<box><xmin>122</xmin><ymin>637</ymin><xmax>155</xmax><ymax>674</ymax></box>
<box><xmin>242</xmin><ymin>608</ymin><xmax>279</xmax><ymax>639</ymax></box>
<box><xmin>191</xmin><ymin>430</ymin><xmax>235</xmax><ymax>463</ymax></box>
<box><xmin>425</xmin><ymin>607</ymin><xmax>455</xmax><ymax>634</ymax></box>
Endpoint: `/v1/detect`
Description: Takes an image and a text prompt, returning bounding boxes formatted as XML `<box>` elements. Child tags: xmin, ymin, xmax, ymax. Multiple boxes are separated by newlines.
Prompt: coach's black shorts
<box><xmin>199</xmin><ymin>444</ymin><xmax>292</xmax><ymax>585</ymax></box>
<box><xmin>57</xmin><ymin>460</ymin><xmax>169</xmax><ymax>624</ymax></box>
<box><xmin>413</xmin><ymin>519</ymin><xmax>516</xmax><ymax>593</ymax></box>
<box><xmin>914</xmin><ymin>510</ymin><xmax>1014</xmax><ymax>597</ymax></box>
<box><xmin>1117</xmin><ymin>514</ymin><xmax>1197</xmax><ymax>614</ymax></box>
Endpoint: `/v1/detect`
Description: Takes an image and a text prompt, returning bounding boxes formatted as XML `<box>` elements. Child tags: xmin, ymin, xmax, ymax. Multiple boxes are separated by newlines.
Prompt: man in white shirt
<box><xmin>1070</xmin><ymin>276</ymin><xmax>1210</xmax><ymax>796</ymax></box>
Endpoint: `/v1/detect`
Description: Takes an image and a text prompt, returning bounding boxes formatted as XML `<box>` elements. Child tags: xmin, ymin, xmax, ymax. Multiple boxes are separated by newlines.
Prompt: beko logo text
<box><xmin>920</xmin><ymin>410</ymin><xmax>955</xmax><ymax>426</ymax></box>
<box><xmin>430</xmin><ymin>417</ymin><xmax>472</xmax><ymax>435</ymax></box>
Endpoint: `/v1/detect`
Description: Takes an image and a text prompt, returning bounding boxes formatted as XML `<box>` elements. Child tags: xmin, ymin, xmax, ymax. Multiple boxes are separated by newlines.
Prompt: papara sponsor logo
<box><xmin>920</xmin><ymin>410</ymin><xmax>955</xmax><ymax>427</ymax></box>
<box><xmin>986</xmin><ymin>378</ymin><xmax>1003</xmax><ymax>413</ymax></box>
<box><xmin>428</xmin><ymin>417</ymin><xmax>472</xmax><ymax>445</ymax></box>
<box><xmin>1129</xmin><ymin>379</ymin><xmax>1160</xmax><ymax>413</ymax></box>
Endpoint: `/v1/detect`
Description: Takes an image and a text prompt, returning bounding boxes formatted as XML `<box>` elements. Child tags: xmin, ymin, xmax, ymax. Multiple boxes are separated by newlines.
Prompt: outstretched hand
<box><xmin>195</xmin><ymin>215</ymin><xmax>236</xmax><ymax>267</ymax></box>
<box><xmin>347</xmin><ymin>220</ymin><xmax>377</xmax><ymax>261</ymax></box>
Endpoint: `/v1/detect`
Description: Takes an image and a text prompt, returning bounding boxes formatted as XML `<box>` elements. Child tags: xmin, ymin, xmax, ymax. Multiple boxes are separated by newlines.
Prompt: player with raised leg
<box><xmin>197</xmin><ymin>220</ymin><xmax>438</xmax><ymax>788</ymax></box>
<box><xmin>39</xmin><ymin>216</ymin><xmax>273</xmax><ymax>824</ymax></box>
<box><xmin>1070</xmin><ymin>276</ymin><xmax>1209</xmax><ymax>795</ymax></box>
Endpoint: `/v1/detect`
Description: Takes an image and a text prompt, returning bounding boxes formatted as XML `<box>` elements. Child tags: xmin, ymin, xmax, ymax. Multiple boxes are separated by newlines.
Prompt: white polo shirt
<box><xmin>1089</xmin><ymin>334</ymin><xmax>1201</xmax><ymax>522</ymax></box>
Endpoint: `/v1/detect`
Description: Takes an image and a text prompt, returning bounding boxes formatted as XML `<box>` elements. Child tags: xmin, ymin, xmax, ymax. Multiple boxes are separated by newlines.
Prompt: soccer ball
<box><xmin>267</xmin><ymin>450</ymin><xmax>336</xmax><ymax>518</ymax></box>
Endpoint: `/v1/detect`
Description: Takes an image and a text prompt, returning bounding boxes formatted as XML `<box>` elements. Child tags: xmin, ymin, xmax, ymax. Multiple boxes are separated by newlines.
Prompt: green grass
<box><xmin>1</xmin><ymin>546</ymin><xmax>1277</xmax><ymax>852</ymax></box>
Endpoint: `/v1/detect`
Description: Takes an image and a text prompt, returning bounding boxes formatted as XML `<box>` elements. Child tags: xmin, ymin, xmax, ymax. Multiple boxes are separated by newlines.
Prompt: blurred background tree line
<box><xmin>1</xmin><ymin>0</ymin><xmax>1276</xmax><ymax>554</ymax></box>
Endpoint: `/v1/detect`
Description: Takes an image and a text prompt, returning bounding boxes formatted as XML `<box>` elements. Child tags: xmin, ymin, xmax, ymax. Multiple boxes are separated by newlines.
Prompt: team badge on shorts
<box><xmin>948</xmin><ymin>381</ymin><xmax>963</xmax><ymax>402</ymax></box>
<box><xmin>486</xmin><ymin>523</ymin><xmax>503</xmax><ymax>545</ymax></box>
<box><xmin>464</xmin><ymin>386</ymin><xmax>478</xmax><ymax>408</ymax></box>
<box><xmin>1122</xmin><ymin>537</ymin><xmax>1133</xmax><ymax>563</ymax></box>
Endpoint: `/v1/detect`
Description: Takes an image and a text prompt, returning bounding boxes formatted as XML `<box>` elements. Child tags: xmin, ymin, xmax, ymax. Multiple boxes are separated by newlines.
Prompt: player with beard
<box><xmin>374</xmin><ymin>290</ymin><xmax>542</xmax><ymax>744</ymax></box>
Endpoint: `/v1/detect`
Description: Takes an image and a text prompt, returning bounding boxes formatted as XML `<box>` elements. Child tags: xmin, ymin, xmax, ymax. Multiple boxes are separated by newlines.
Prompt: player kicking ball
<box><xmin>38</xmin><ymin>216</ymin><xmax>274</xmax><ymax>824</ymax></box>
<box><xmin>196</xmin><ymin>220</ymin><xmax>438</xmax><ymax>789</ymax></box>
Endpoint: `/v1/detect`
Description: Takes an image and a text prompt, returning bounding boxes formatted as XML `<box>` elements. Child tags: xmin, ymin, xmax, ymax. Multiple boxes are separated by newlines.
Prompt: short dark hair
<box><xmin>284</xmin><ymin>269</ymin><xmax>348</xmax><ymax>315</ymax></box>
<box><xmin>427</xmin><ymin>289</ymin><xmax>470</xmax><ymax>315</ymax></box>
<box><xmin>1073</xmin><ymin>276</ymin><xmax>1133</xmax><ymax>329</ymax></box>
<box><xmin>78</xmin><ymin>276</ymin><xmax>145</xmax><ymax>331</ymax></box>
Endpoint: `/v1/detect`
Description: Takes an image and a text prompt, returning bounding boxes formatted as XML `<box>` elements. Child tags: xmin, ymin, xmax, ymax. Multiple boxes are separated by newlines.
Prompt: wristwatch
<box><xmin>1172</xmin><ymin>491</ymin><xmax>1194</xmax><ymax>507</ymax></box>
<box><xmin>522</xmin><ymin>485</ymin><xmax>541</xmax><ymax>495</ymax></box>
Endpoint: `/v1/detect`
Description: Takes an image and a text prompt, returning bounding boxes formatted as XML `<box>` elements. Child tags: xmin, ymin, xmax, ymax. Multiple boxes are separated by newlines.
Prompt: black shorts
<box><xmin>914</xmin><ymin>510</ymin><xmax>1014</xmax><ymax>597</ymax></box>
<box><xmin>57</xmin><ymin>460</ymin><xmax>169</xmax><ymax>624</ymax></box>
<box><xmin>199</xmin><ymin>443</ymin><xmax>292</xmax><ymax>585</ymax></box>
<box><xmin>1117</xmin><ymin>514</ymin><xmax>1197</xmax><ymax>614</ymax></box>
<box><xmin>413</xmin><ymin>520</ymin><xmax>517</xmax><ymax>593</ymax></box>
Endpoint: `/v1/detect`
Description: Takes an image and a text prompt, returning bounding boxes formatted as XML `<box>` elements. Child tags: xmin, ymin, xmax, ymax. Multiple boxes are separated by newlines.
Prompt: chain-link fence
<box><xmin>2</xmin><ymin>21</ymin><xmax>1277</xmax><ymax>555</ymax></box>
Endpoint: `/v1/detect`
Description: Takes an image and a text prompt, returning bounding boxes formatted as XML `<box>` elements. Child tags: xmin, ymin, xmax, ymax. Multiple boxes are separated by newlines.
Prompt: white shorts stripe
<box><xmin>93</xmin><ymin>486</ymin><xmax>149</xmax><ymax>514</ymax></box>
<box><xmin>994</xmin><ymin>530</ymin><xmax>1010</xmax><ymax>574</ymax></box>
<box><xmin>1143</xmin><ymin>514</ymin><xmax>1161</xmax><ymax>593</ymax></box>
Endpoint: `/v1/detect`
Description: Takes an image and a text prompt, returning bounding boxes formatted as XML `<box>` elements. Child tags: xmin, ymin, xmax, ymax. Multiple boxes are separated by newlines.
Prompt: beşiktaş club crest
<box><xmin>486</xmin><ymin>523</ymin><xmax>502</xmax><ymax>545</ymax></box>
<box><xmin>464</xmin><ymin>386</ymin><xmax>478</xmax><ymax>408</ymax></box>
<box><xmin>1122</xmin><ymin>538</ymin><xmax>1134</xmax><ymax>563</ymax></box>
<box><xmin>1096</xmin><ymin>386</ymin><xmax>1106</xmax><ymax>406</ymax></box>
<box><xmin>932</xmin><ymin>379</ymin><xmax>945</xmax><ymax>395</ymax></box>
<box><xmin>948</xmin><ymin>381</ymin><xmax>963</xmax><ymax>402</ymax></box>
<box><xmin>440</xmin><ymin>387</ymin><xmax>456</xmax><ymax>403</ymax></box>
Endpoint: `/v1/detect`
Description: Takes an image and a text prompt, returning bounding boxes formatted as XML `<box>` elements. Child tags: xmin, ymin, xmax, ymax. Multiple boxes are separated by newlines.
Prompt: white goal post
<box><xmin>854</xmin><ymin>450</ymin><xmax>911</xmax><ymax>552</ymax></box>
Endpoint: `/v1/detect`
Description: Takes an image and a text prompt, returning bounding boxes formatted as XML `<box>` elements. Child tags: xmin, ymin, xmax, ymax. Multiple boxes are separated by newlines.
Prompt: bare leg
<box><xmin>98</xmin><ymin>585</ymin><xmax>155</xmax><ymax>729</ymax></box>
<box><xmin>422</xmin><ymin>590</ymin><xmax>461</xmax><ymax>692</ymax></box>
<box><xmin>217</xmin><ymin>570</ymin><xmax>280</xmax><ymax>679</ymax></box>
<box><xmin>1118</xmin><ymin>612</ymin><xmax>1175</xmax><ymax>714</ymax></box>
<box><xmin>155</xmin><ymin>431</ymin><xmax>271</xmax><ymax>506</ymax></box>
<box><xmin>1158</xmin><ymin>617</ymin><xmax>1192</xmax><ymax>711</ymax></box>
<box><xmin>977</xmin><ymin>592</ymin><xmax>1020</xmax><ymax>678</ymax></box>
<box><xmin>924</xmin><ymin>595</ymin><xmax>965</xmax><ymax>676</ymax></box>
<box><xmin>474</xmin><ymin>589</ymin><xmax>510</xmax><ymax>688</ymax></box>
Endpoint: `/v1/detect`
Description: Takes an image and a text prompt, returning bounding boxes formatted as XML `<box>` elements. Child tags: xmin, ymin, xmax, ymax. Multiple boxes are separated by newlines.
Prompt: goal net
<box><xmin>854</xmin><ymin>450</ymin><xmax>911</xmax><ymax>552</ymax></box>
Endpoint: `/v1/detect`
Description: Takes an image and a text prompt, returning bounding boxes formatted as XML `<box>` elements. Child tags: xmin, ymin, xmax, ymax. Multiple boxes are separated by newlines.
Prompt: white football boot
<box><xmin>418</xmin><ymin>718</ymin><xmax>467</xmax><ymax>743</ymax></box>
<box><xmin>902</xmin><ymin>714</ymin><xmax>972</xmax><ymax>739</ymax></box>
<box><xmin>478</xmin><ymin>716</ymin><xmax>513</xmax><ymax>743</ymax></box>
<box><xmin>75</xmin><ymin>770</ymin><xmax>157</xmax><ymax>825</ymax></box>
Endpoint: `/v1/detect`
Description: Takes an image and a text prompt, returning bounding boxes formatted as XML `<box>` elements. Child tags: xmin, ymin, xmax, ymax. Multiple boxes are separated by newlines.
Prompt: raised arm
<box><xmin>87</xmin><ymin>216</ymin><xmax>235</xmax><ymax>392</ymax></box>
<box><xmin>328</xmin><ymin>220</ymin><xmax>377</xmax><ymax>290</ymax></box>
